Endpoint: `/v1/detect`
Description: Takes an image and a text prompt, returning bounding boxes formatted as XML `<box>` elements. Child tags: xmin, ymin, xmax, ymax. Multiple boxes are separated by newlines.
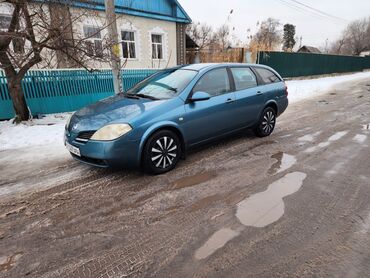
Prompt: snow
<box><xmin>1</xmin><ymin>71</ymin><xmax>370</xmax><ymax>151</ymax></box>
<box><xmin>0</xmin><ymin>113</ymin><xmax>71</xmax><ymax>151</ymax></box>
<box><xmin>286</xmin><ymin>71</ymin><xmax>370</xmax><ymax>103</ymax></box>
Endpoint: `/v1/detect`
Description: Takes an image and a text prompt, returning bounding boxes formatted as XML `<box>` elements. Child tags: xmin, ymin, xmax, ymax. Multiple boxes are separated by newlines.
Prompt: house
<box><xmin>0</xmin><ymin>0</ymin><xmax>191</xmax><ymax>69</ymax></box>
<box><xmin>297</xmin><ymin>46</ymin><xmax>321</xmax><ymax>54</ymax></box>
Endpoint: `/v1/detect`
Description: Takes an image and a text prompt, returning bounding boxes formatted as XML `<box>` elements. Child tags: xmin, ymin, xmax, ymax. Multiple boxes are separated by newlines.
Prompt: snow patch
<box><xmin>0</xmin><ymin>113</ymin><xmax>71</xmax><ymax>151</ymax></box>
<box><xmin>286</xmin><ymin>72</ymin><xmax>370</xmax><ymax>103</ymax></box>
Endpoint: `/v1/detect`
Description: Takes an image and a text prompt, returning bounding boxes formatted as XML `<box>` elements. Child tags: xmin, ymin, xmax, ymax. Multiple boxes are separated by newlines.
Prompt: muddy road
<box><xmin>1</xmin><ymin>78</ymin><xmax>370</xmax><ymax>277</ymax></box>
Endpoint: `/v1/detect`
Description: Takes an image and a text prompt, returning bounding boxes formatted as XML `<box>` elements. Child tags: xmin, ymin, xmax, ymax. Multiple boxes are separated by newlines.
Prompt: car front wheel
<box><xmin>142</xmin><ymin>130</ymin><xmax>181</xmax><ymax>174</ymax></box>
<box><xmin>254</xmin><ymin>107</ymin><xmax>276</xmax><ymax>137</ymax></box>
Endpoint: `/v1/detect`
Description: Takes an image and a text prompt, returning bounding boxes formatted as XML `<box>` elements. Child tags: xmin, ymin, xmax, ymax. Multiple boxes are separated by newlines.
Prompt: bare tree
<box><xmin>346</xmin><ymin>17</ymin><xmax>370</xmax><ymax>55</ymax></box>
<box><xmin>214</xmin><ymin>24</ymin><xmax>231</xmax><ymax>51</ymax></box>
<box><xmin>186</xmin><ymin>22</ymin><xmax>214</xmax><ymax>50</ymax></box>
<box><xmin>329</xmin><ymin>17</ymin><xmax>370</xmax><ymax>55</ymax></box>
<box><xmin>251</xmin><ymin>18</ymin><xmax>282</xmax><ymax>51</ymax></box>
<box><xmin>0</xmin><ymin>0</ymin><xmax>114</xmax><ymax>122</ymax></box>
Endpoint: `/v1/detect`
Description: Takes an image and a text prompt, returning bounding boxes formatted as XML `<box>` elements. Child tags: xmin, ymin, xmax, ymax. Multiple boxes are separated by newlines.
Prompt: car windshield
<box><xmin>125</xmin><ymin>69</ymin><xmax>197</xmax><ymax>100</ymax></box>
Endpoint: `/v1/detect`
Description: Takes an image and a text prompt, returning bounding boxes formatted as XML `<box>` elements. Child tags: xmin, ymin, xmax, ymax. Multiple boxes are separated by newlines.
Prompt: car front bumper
<box><xmin>64</xmin><ymin>130</ymin><xmax>141</xmax><ymax>169</ymax></box>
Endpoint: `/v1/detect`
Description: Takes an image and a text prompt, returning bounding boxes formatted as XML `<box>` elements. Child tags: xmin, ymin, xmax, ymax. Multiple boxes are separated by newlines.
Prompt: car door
<box><xmin>184</xmin><ymin>67</ymin><xmax>237</xmax><ymax>145</ymax></box>
<box><xmin>253</xmin><ymin>66</ymin><xmax>285</xmax><ymax>104</ymax></box>
<box><xmin>230</xmin><ymin>67</ymin><xmax>265</xmax><ymax>127</ymax></box>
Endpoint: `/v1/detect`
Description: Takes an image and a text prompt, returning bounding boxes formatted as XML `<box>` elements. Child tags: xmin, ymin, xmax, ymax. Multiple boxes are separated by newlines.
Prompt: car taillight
<box><xmin>284</xmin><ymin>82</ymin><xmax>288</xmax><ymax>97</ymax></box>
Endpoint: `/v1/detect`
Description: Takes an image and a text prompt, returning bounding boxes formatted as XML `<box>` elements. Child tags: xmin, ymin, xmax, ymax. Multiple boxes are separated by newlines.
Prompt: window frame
<box><xmin>0</xmin><ymin>14</ymin><xmax>12</xmax><ymax>30</ymax></box>
<box><xmin>83</xmin><ymin>25</ymin><xmax>103</xmax><ymax>58</ymax></box>
<box><xmin>151</xmin><ymin>33</ymin><xmax>164</xmax><ymax>60</ymax></box>
<box><xmin>187</xmin><ymin>67</ymin><xmax>233</xmax><ymax>102</ymax></box>
<box><xmin>228</xmin><ymin>66</ymin><xmax>258</xmax><ymax>92</ymax></box>
<box><xmin>252</xmin><ymin>66</ymin><xmax>282</xmax><ymax>85</ymax></box>
<box><xmin>120</xmin><ymin>30</ymin><xmax>137</xmax><ymax>59</ymax></box>
<box><xmin>0</xmin><ymin>14</ymin><xmax>25</xmax><ymax>54</ymax></box>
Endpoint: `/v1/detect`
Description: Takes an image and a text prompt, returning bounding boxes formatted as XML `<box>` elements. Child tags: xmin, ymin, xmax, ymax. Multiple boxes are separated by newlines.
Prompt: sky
<box><xmin>180</xmin><ymin>0</ymin><xmax>370</xmax><ymax>49</ymax></box>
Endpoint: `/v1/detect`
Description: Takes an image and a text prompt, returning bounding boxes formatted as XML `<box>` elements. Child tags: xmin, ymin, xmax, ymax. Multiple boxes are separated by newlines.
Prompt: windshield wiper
<box><xmin>151</xmin><ymin>81</ymin><xmax>177</xmax><ymax>92</ymax></box>
<box><xmin>135</xmin><ymin>93</ymin><xmax>159</xmax><ymax>100</ymax></box>
<box><xmin>124</xmin><ymin>93</ymin><xmax>140</xmax><ymax>99</ymax></box>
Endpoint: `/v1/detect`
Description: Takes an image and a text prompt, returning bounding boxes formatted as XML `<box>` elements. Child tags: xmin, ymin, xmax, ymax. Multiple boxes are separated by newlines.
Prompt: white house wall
<box><xmin>70</xmin><ymin>7</ymin><xmax>178</xmax><ymax>69</ymax></box>
<box><xmin>0</xmin><ymin>3</ymin><xmax>178</xmax><ymax>69</ymax></box>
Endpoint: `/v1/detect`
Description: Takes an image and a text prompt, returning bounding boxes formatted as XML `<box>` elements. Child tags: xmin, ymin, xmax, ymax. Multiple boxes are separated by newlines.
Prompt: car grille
<box><xmin>75</xmin><ymin>131</ymin><xmax>96</xmax><ymax>142</ymax></box>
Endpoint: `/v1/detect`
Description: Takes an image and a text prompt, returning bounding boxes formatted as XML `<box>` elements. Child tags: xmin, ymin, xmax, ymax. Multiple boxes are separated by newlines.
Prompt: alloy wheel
<box><xmin>151</xmin><ymin>136</ymin><xmax>177</xmax><ymax>169</ymax></box>
<box><xmin>261</xmin><ymin>110</ymin><xmax>275</xmax><ymax>134</ymax></box>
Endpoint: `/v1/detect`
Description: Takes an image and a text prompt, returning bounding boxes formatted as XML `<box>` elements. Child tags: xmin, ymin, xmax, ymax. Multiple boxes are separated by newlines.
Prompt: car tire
<box><xmin>142</xmin><ymin>130</ymin><xmax>182</xmax><ymax>174</ymax></box>
<box><xmin>254</xmin><ymin>107</ymin><xmax>276</xmax><ymax>137</ymax></box>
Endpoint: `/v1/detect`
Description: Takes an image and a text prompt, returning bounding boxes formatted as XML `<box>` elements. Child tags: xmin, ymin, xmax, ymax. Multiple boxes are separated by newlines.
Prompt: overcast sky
<box><xmin>180</xmin><ymin>0</ymin><xmax>370</xmax><ymax>48</ymax></box>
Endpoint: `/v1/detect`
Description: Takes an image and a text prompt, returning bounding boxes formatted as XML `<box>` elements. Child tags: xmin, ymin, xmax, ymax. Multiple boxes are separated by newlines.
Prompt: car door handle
<box><xmin>256</xmin><ymin>91</ymin><xmax>263</xmax><ymax>94</ymax></box>
<box><xmin>225</xmin><ymin>98</ymin><xmax>235</xmax><ymax>103</ymax></box>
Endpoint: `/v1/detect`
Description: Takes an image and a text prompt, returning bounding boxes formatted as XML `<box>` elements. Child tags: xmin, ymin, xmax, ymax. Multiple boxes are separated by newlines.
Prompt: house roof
<box><xmin>297</xmin><ymin>46</ymin><xmax>321</xmax><ymax>54</ymax></box>
<box><xmin>69</xmin><ymin>0</ymin><xmax>191</xmax><ymax>23</ymax></box>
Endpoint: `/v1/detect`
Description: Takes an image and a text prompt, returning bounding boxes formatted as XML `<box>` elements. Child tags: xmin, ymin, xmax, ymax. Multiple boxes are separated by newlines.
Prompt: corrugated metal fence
<box><xmin>257</xmin><ymin>51</ymin><xmax>370</xmax><ymax>78</ymax></box>
<box><xmin>0</xmin><ymin>69</ymin><xmax>157</xmax><ymax>120</ymax></box>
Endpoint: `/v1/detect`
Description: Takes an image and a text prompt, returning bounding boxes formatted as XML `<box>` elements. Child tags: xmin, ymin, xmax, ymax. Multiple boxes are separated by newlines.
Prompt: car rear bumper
<box><xmin>277</xmin><ymin>97</ymin><xmax>288</xmax><ymax>117</ymax></box>
<box><xmin>64</xmin><ymin>130</ymin><xmax>141</xmax><ymax>169</ymax></box>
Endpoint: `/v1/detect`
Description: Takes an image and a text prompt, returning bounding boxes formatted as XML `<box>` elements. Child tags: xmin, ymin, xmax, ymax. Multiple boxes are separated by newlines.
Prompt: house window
<box><xmin>121</xmin><ymin>31</ymin><xmax>136</xmax><ymax>59</ymax></box>
<box><xmin>12</xmin><ymin>38</ymin><xmax>24</xmax><ymax>54</ymax></box>
<box><xmin>0</xmin><ymin>14</ymin><xmax>24</xmax><ymax>54</ymax></box>
<box><xmin>0</xmin><ymin>14</ymin><xmax>11</xmax><ymax>30</ymax></box>
<box><xmin>151</xmin><ymin>34</ymin><xmax>163</xmax><ymax>59</ymax></box>
<box><xmin>83</xmin><ymin>26</ymin><xmax>103</xmax><ymax>58</ymax></box>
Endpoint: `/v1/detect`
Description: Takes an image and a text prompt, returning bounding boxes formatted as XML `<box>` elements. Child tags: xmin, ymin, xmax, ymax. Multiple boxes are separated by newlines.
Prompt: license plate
<box><xmin>66</xmin><ymin>141</ymin><xmax>81</xmax><ymax>157</ymax></box>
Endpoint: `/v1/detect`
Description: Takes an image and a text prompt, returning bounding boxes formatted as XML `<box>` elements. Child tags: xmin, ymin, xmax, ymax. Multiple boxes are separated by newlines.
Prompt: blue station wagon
<box><xmin>64</xmin><ymin>63</ymin><xmax>288</xmax><ymax>174</ymax></box>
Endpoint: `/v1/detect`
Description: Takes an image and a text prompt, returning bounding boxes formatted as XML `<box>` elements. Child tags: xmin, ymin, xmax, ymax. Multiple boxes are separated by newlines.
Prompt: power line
<box><xmin>287</xmin><ymin>0</ymin><xmax>348</xmax><ymax>23</ymax></box>
<box><xmin>276</xmin><ymin>0</ymin><xmax>330</xmax><ymax>22</ymax></box>
<box><xmin>274</xmin><ymin>0</ymin><xmax>347</xmax><ymax>25</ymax></box>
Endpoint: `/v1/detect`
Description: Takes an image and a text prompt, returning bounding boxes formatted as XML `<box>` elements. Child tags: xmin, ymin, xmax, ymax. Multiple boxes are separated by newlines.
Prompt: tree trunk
<box><xmin>8</xmin><ymin>77</ymin><xmax>29</xmax><ymax>122</ymax></box>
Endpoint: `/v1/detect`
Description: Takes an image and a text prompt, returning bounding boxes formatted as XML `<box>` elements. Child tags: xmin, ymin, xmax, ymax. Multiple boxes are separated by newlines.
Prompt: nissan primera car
<box><xmin>65</xmin><ymin>63</ymin><xmax>288</xmax><ymax>174</ymax></box>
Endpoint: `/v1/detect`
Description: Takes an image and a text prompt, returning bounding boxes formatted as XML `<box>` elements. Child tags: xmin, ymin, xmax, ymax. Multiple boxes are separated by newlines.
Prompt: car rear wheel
<box><xmin>142</xmin><ymin>130</ymin><xmax>181</xmax><ymax>174</ymax></box>
<box><xmin>254</xmin><ymin>107</ymin><xmax>276</xmax><ymax>137</ymax></box>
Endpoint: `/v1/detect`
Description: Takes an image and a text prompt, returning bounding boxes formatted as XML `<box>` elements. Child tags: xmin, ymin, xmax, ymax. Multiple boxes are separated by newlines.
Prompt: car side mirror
<box><xmin>190</xmin><ymin>91</ymin><xmax>211</xmax><ymax>102</ymax></box>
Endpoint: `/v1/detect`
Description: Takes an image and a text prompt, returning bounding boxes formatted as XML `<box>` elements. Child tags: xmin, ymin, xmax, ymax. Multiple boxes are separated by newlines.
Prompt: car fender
<box><xmin>261</xmin><ymin>99</ymin><xmax>279</xmax><ymax>116</ymax></box>
<box><xmin>138</xmin><ymin>120</ymin><xmax>186</xmax><ymax>159</ymax></box>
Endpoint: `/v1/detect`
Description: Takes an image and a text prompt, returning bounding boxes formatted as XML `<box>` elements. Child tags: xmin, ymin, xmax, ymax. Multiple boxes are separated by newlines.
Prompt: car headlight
<box><xmin>91</xmin><ymin>124</ymin><xmax>132</xmax><ymax>141</ymax></box>
<box><xmin>65</xmin><ymin>113</ymin><xmax>74</xmax><ymax>129</ymax></box>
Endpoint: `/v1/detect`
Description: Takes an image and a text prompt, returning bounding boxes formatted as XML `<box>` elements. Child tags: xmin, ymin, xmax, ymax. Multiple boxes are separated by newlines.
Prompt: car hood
<box><xmin>69</xmin><ymin>94</ymin><xmax>167</xmax><ymax>132</ymax></box>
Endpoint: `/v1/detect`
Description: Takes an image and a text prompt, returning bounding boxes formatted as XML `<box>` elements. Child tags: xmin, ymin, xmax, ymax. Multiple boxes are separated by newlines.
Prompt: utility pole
<box><xmin>105</xmin><ymin>0</ymin><xmax>122</xmax><ymax>94</ymax></box>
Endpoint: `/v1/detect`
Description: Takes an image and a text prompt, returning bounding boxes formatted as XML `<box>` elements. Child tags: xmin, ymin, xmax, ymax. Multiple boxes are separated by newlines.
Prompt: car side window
<box><xmin>193</xmin><ymin>68</ymin><xmax>230</xmax><ymax>97</ymax></box>
<box><xmin>254</xmin><ymin>68</ymin><xmax>281</xmax><ymax>84</ymax></box>
<box><xmin>230</xmin><ymin>68</ymin><xmax>257</xmax><ymax>90</ymax></box>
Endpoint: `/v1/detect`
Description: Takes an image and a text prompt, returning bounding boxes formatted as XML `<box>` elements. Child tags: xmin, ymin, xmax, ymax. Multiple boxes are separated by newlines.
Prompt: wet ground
<box><xmin>1</xmin><ymin>78</ymin><xmax>370</xmax><ymax>277</ymax></box>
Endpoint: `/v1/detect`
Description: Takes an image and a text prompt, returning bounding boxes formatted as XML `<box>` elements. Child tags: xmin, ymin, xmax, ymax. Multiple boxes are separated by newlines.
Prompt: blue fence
<box><xmin>0</xmin><ymin>69</ymin><xmax>157</xmax><ymax>120</ymax></box>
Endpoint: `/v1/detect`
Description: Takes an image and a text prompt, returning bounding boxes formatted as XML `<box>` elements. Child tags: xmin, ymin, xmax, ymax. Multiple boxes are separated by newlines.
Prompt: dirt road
<box><xmin>1</xmin><ymin>77</ymin><xmax>370</xmax><ymax>277</ymax></box>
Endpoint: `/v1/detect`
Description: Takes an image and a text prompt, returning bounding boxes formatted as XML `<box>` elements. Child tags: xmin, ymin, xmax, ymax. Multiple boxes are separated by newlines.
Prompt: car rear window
<box><xmin>254</xmin><ymin>67</ymin><xmax>281</xmax><ymax>84</ymax></box>
<box><xmin>230</xmin><ymin>68</ymin><xmax>257</xmax><ymax>90</ymax></box>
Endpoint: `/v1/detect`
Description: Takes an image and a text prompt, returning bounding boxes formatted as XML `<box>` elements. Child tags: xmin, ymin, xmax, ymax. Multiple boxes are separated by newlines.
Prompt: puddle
<box><xmin>235</xmin><ymin>172</ymin><xmax>307</xmax><ymax>227</ymax></box>
<box><xmin>0</xmin><ymin>252</ymin><xmax>23</xmax><ymax>272</ymax></box>
<box><xmin>305</xmin><ymin>131</ymin><xmax>348</xmax><ymax>153</ymax></box>
<box><xmin>172</xmin><ymin>171</ymin><xmax>217</xmax><ymax>190</ymax></box>
<box><xmin>268</xmin><ymin>152</ymin><xmax>297</xmax><ymax>175</ymax></box>
<box><xmin>353</xmin><ymin>134</ymin><xmax>367</xmax><ymax>144</ymax></box>
<box><xmin>363</xmin><ymin>124</ymin><xmax>370</xmax><ymax>130</ymax></box>
<box><xmin>195</xmin><ymin>228</ymin><xmax>240</xmax><ymax>260</ymax></box>
<box><xmin>194</xmin><ymin>172</ymin><xmax>307</xmax><ymax>260</ymax></box>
